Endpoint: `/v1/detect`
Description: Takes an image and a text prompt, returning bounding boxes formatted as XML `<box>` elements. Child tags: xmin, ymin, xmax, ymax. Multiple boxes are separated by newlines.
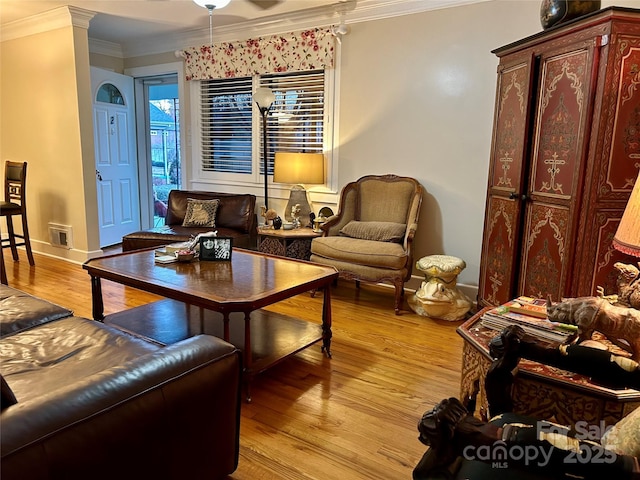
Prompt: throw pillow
<box><xmin>340</xmin><ymin>221</ymin><xmax>406</xmax><ymax>243</ymax></box>
<box><xmin>1</xmin><ymin>374</ymin><xmax>17</xmax><ymax>410</ymax></box>
<box><xmin>182</xmin><ymin>198</ymin><xmax>220</xmax><ymax>227</ymax></box>
<box><xmin>600</xmin><ymin>406</ymin><xmax>640</xmax><ymax>457</ymax></box>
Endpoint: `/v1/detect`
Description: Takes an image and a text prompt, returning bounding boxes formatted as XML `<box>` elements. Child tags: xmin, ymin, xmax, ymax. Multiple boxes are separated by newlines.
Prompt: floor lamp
<box><xmin>273</xmin><ymin>152</ymin><xmax>325</xmax><ymax>228</ymax></box>
<box><xmin>253</xmin><ymin>87</ymin><xmax>275</xmax><ymax>209</ymax></box>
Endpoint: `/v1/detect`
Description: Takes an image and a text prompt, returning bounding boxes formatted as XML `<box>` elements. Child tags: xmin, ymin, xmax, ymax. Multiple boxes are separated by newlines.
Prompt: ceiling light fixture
<box><xmin>331</xmin><ymin>0</ymin><xmax>355</xmax><ymax>44</ymax></box>
<box><xmin>193</xmin><ymin>0</ymin><xmax>231</xmax><ymax>46</ymax></box>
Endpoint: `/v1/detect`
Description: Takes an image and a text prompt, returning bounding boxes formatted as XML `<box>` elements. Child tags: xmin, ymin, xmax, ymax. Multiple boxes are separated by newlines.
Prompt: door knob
<box><xmin>96</xmin><ymin>169</ymin><xmax>103</xmax><ymax>181</ymax></box>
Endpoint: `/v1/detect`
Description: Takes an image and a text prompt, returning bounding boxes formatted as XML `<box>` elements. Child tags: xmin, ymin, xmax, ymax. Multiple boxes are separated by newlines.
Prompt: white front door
<box><xmin>91</xmin><ymin>67</ymin><xmax>141</xmax><ymax>248</ymax></box>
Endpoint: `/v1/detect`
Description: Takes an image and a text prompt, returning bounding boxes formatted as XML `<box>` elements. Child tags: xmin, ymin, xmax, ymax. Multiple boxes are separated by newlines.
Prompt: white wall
<box><xmin>1</xmin><ymin>24</ymin><xmax>99</xmax><ymax>263</ymax></box>
<box><xmin>320</xmin><ymin>0</ymin><xmax>638</xmax><ymax>291</ymax></box>
<box><xmin>335</xmin><ymin>1</ymin><xmax>540</xmax><ymax>290</ymax></box>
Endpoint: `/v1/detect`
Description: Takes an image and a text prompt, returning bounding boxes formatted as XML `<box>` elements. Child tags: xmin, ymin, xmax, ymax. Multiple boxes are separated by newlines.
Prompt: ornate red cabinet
<box><xmin>478</xmin><ymin>7</ymin><xmax>640</xmax><ymax>307</ymax></box>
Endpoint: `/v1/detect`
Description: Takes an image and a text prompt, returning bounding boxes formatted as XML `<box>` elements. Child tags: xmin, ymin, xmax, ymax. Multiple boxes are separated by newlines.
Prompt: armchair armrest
<box><xmin>404</xmin><ymin>221</ymin><xmax>419</xmax><ymax>250</ymax></box>
<box><xmin>320</xmin><ymin>181</ymin><xmax>359</xmax><ymax>236</ymax></box>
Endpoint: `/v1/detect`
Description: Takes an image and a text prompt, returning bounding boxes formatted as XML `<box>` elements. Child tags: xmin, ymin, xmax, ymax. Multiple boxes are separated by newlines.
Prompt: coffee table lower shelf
<box><xmin>105</xmin><ymin>298</ymin><xmax>325</xmax><ymax>401</ymax></box>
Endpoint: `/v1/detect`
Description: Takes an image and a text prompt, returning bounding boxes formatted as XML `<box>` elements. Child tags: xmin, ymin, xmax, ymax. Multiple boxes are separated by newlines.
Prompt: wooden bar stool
<box><xmin>1</xmin><ymin>161</ymin><xmax>35</xmax><ymax>266</ymax></box>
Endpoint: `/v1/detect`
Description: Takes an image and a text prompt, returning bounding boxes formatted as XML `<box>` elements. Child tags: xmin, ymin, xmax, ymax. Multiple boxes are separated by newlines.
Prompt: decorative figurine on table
<box><xmin>291</xmin><ymin>204</ymin><xmax>301</xmax><ymax>229</ymax></box>
<box><xmin>546</xmin><ymin>296</ymin><xmax>640</xmax><ymax>361</ymax></box>
<box><xmin>259</xmin><ymin>206</ymin><xmax>278</xmax><ymax>228</ymax></box>
<box><xmin>597</xmin><ymin>261</ymin><xmax>640</xmax><ymax>310</ymax></box>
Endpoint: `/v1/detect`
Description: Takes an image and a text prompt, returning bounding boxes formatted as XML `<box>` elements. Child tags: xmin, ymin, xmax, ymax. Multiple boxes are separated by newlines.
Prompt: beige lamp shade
<box><xmin>613</xmin><ymin>172</ymin><xmax>640</xmax><ymax>257</ymax></box>
<box><xmin>273</xmin><ymin>152</ymin><xmax>324</xmax><ymax>185</ymax></box>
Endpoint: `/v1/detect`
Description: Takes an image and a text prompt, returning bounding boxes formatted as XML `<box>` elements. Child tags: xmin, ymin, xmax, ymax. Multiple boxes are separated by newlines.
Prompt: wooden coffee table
<box><xmin>83</xmin><ymin>248</ymin><xmax>338</xmax><ymax>400</ymax></box>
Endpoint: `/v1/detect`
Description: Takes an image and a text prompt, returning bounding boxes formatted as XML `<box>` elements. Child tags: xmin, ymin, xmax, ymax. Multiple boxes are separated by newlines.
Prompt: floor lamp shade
<box><xmin>613</xmin><ymin>172</ymin><xmax>640</xmax><ymax>257</ymax></box>
<box><xmin>274</xmin><ymin>152</ymin><xmax>325</xmax><ymax>227</ymax></box>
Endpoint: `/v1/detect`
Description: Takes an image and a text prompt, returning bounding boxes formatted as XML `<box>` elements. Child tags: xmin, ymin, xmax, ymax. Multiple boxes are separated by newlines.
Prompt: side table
<box><xmin>457</xmin><ymin>308</ymin><xmax>640</xmax><ymax>427</ymax></box>
<box><xmin>257</xmin><ymin>228</ymin><xmax>322</xmax><ymax>260</ymax></box>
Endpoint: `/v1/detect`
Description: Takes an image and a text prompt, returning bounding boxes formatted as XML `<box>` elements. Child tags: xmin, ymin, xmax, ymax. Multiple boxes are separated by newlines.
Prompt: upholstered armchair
<box><xmin>310</xmin><ymin>174</ymin><xmax>423</xmax><ymax>314</ymax></box>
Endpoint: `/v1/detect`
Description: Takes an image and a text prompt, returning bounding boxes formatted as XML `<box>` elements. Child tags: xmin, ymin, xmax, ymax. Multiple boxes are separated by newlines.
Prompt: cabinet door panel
<box><xmin>478</xmin><ymin>57</ymin><xmax>533</xmax><ymax>306</ymax></box>
<box><xmin>519</xmin><ymin>203</ymin><xmax>571</xmax><ymax>301</ymax></box>
<box><xmin>478</xmin><ymin>196</ymin><xmax>520</xmax><ymax>305</ymax></box>
<box><xmin>530</xmin><ymin>48</ymin><xmax>593</xmax><ymax>200</ymax></box>
<box><xmin>579</xmin><ymin>210</ymin><xmax>637</xmax><ymax>297</ymax></box>
<box><xmin>598</xmin><ymin>37</ymin><xmax>640</xmax><ymax>198</ymax></box>
<box><xmin>489</xmin><ymin>61</ymin><xmax>532</xmax><ymax>193</ymax></box>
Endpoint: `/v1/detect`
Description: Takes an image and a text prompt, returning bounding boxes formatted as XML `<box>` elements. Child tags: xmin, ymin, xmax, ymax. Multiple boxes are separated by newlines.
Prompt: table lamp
<box><xmin>613</xmin><ymin>172</ymin><xmax>640</xmax><ymax>257</ymax></box>
<box><xmin>612</xmin><ymin>171</ymin><xmax>640</xmax><ymax>309</ymax></box>
<box><xmin>273</xmin><ymin>152</ymin><xmax>324</xmax><ymax>227</ymax></box>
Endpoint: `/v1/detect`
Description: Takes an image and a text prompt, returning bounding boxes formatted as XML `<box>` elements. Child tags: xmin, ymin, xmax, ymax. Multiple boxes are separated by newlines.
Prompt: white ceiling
<box><xmin>0</xmin><ymin>0</ymin><xmax>484</xmax><ymax>55</ymax></box>
<box><xmin>0</xmin><ymin>0</ymin><xmax>339</xmax><ymax>42</ymax></box>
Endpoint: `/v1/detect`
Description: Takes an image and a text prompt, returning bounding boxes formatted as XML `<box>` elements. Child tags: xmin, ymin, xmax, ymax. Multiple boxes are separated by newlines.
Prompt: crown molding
<box><xmin>1</xmin><ymin>6</ymin><xmax>95</xmax><ymax>43</ymax></box>
<box><xmin>1</xmin><ymin>0</ymin><xmax>487</xmax><ymax>56</ymax></box>
<box><xmin>89</xmin><ymin>38</ymin><xmax>124</xmax><ymax>58</ymax></box>
<box><xmin>122</xmin><ymin>0</ymin><xmax>489</xmax><ymax>58</ymax></box>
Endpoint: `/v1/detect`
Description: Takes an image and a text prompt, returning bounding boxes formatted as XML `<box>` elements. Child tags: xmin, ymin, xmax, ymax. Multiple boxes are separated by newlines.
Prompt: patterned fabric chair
<box><xmin>310</xmin><ymin>174</ymin><xmax>423</xmax><ymax>314</ymax></box>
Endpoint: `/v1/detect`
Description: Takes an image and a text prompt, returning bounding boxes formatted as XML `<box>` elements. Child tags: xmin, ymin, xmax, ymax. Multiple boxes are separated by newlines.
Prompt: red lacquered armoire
<box><xmin>478</xmin><ymin>7</ymin><xmax>640</xmax><ymax>307</ymax></box>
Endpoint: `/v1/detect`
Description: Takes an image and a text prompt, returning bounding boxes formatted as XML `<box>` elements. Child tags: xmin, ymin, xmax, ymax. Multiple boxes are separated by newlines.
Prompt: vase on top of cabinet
<box><xmin>477</xmin><ymin>7</ymin><xmax>640</xmax><ymax>308</ymax></box>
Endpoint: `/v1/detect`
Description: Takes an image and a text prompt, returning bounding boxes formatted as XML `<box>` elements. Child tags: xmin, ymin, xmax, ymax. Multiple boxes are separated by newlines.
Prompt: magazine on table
<box><xmin>480</xmin><ymin>296</ymin><xmax>576</xmax><ymax>343</ymax></box>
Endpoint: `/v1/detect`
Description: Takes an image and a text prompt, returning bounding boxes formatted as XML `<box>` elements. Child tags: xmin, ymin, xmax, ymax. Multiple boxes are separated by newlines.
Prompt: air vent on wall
<box><xmin>48</xmin><ymin>223</ymin><xmax>73</xmax><ymax>249</ymax></box>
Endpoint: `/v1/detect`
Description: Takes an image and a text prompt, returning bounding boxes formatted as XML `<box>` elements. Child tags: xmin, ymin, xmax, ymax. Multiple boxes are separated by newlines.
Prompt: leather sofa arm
<box><xmin>1</xmin><ymin>335</ymin><xmax>242</xmax><ymax>480</ymax></box>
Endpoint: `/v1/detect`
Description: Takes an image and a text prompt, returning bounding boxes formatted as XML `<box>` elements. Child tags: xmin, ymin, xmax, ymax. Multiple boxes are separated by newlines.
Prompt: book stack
<box><xmin>480</xmin><ymin>296</ymin><xmax>577</xmax><ymax>343</ymax></box>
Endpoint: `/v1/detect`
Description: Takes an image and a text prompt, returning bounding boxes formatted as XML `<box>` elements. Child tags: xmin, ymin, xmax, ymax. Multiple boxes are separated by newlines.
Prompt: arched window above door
<box><xmin>96</xmin><ymin>83</ymin><xmax>125</xmax><ymax>105</ymax></box>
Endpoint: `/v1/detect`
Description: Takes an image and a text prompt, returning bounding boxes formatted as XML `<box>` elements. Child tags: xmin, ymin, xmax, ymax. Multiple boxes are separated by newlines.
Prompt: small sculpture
<box><xmin>547</xmin><ymin>296</ymin><xmax>640</xmax><ymax>361</ymax></box>
<box><xmin>613</xmin><ymin>262</ymin><xmax>640</xmax><ymax>309</ymax></box>
<box><xmin>291</xmin><ymin>204</ymin><xmax>301</xmax><ymax>229</ymax></box>
<box><xmin>410</xmin><ymin>255</ymin><xmax>472</xmax><ymax>321</ymax></box>
<box><xmin>259</xmin><ymin>206</ymin><xmax>278</xmax><ymax>228</ymax></box>
<box><xmin>597</xmin><ymin>261</ymin><xmax>640</xmax><ymax>309</ymax></box>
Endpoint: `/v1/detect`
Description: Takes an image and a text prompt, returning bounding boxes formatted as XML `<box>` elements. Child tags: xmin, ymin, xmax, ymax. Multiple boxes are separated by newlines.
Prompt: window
<box><xmin>96</xmin><ymin>83</ymin><xmax>125</xmax><ymax>105</ymax></box>
<box><xmin>200</xmin><ymin>76</ymin><xmax>253</xmax><ymax>174</ymax></box>
<box><xmin>198</xmin><ymin>69</ymin><xmax>327</xmax><ymax>183</ymax></box>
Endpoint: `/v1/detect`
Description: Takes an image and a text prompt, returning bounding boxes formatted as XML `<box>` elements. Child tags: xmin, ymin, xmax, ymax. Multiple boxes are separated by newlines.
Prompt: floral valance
<box><xmin>180</xmin><ymin>28</ymin><xmax>335</xmax><ymax>81</ymax></box>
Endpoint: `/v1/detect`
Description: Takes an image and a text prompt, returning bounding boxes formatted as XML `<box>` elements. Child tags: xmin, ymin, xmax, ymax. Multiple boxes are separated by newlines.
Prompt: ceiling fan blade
<box><xmin>246</xmin><ymin>0</ymin><xmax>284</xmax><ymax>10</ymax></box>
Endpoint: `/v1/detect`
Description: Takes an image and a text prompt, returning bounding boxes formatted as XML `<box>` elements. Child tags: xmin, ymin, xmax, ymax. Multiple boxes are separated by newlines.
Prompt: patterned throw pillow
<box><xmin>339</xmin><ymin>221</ymin><xmax>406</xmax><ymax>243</ymax></box>
<box><xmin>182</xmin><ymin>198</ymin><xmax>220</xmax><ymax>227</ymax></box>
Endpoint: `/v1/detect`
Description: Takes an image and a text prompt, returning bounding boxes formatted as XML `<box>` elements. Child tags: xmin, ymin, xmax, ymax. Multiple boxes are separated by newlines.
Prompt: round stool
<box><xmin>409</xmin><ymin>254</ymin><xmax>472</xmax><ymax>321</ymax></box>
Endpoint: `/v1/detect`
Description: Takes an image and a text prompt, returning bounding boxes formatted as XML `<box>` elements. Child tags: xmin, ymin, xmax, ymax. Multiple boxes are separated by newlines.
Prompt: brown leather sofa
<box><xmin>0</xmin><ymin>285</ymin><xmax>242</xmax><ymax>480</ymax></box>
<box><xmin>122</xmin><ymin>190</ymin><xmax>258</xmax><ymax>251</ymax></box>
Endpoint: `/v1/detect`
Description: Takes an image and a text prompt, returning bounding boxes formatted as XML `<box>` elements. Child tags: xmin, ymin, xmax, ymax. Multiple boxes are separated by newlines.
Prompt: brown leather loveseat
<box><xmin>0</xmin><ymin>285</ymin><xmax>242</xmax><ymax>480</ymax></box>
<box><xmin>122</xmin><ymin>189</ymin><xmax>257</xmax><ymax>251</ymax></box>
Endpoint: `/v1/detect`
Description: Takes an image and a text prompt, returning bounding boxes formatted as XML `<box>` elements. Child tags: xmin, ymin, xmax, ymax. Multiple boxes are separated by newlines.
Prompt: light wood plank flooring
<box><xmin>3</xmin><ymin>249</ymin><xmax>467</xmax><ymax>480</ymax></box>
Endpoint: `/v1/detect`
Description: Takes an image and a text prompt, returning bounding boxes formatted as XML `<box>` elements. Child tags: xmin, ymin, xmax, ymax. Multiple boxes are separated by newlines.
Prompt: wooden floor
<box><xmin>4</xmin><ymin>249</ymin><xmax>467</xmax><ymax>480</ymax></box>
